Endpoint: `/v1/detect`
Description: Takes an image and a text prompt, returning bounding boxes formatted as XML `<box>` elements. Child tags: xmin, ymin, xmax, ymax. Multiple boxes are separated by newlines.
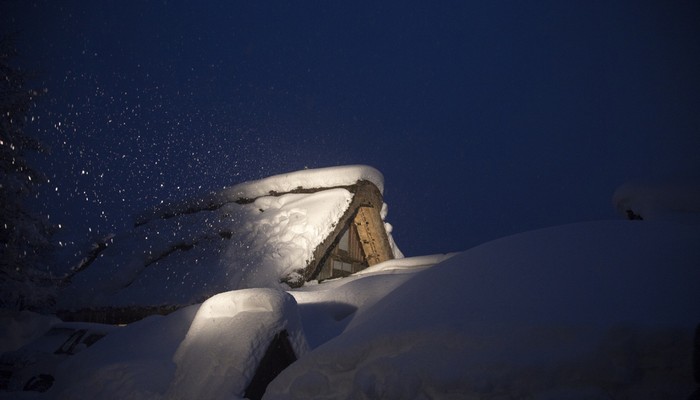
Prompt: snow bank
<box><xmin>0</xmin><ymin>310</ymin><xmax>60</xmax><ymax>353</ymax></box>
<box><xmin>167</xmin><ymin>289</ymin><xmax>308</xmax><ymax>400</ymax></box>
<box><xmin>266</xmin><ymin>221</ymin><xmax>700</xmax><ymax>399</ymax></box>
<box><xmin>286</xmin><ymin>254</ymin><xmax>454</xmax><ymax>348</ymax></box>
<box><xmin>354</xmin><ymin>253</ymin><xmax>457</xmax><ymax>276</ymax></box>
<box><xmin>48</xmin><ymin>305</ymin><xmax>199</xmax><ymax>400</ymax></box>
<box><xmin>613</xmin><ymin>178</ymin><xmax>700</xmax><ymax>223</ymax></box>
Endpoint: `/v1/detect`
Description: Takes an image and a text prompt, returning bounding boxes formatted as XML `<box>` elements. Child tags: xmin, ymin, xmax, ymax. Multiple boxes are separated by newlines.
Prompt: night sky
<box><xmin>4</xmin><ymin>1</ymin><xmax>700</xmax><ymax>261</ymax></box>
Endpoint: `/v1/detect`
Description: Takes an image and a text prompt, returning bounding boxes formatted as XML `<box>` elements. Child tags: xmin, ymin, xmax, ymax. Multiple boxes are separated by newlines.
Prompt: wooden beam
<box><xmin>354</xmin><ymin>206</ymin><xmax>393</xmax><ymax>266</ymax></box>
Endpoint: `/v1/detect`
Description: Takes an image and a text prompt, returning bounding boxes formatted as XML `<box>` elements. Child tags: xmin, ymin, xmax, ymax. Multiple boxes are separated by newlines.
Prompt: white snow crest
<box><xmin>221</xmin><ymin>165</ymin><xmax>385</xmax><ymax>201</ymax></box>
<box><xmin>167</xmin><ymin>289</ymin><xmax>308</xmax><ymax>400</ymax></box>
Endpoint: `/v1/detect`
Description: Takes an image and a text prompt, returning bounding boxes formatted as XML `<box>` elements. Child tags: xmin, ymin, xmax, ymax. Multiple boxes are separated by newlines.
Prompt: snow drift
<box><xmin>167</xmin><ymin>289</ymin><xmax>308</xmax><ymax>400</ymax></box>
<box><xmin>266</xmin><ymin>220</ymin><xmax>700</xmax><ymax>399</ymax></box>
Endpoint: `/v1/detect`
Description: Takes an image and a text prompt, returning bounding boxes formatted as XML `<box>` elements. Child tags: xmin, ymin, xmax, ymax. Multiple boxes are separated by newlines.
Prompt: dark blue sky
<box><xmin>4</xmin><ymin>1</ymin><xmax>700</xmax><ymax>258</ymax></box>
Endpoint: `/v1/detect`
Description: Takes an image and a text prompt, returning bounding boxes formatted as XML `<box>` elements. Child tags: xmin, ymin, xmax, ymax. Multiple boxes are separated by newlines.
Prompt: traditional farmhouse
<box><xmin>56</xmin><ymin>165</ymin><xmax>402</xmax><ymax>323</ymax></box>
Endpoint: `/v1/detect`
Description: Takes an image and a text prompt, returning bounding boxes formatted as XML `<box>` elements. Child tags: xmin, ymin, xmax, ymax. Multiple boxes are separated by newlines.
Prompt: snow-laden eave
<box><xmin>222</xmin><ymin>165</ymin><xmax>385</xmax><ymax>201</ymax></box>
<box><xmin>135</xmin><ymin>165</ymin><xmax>384</xmax><ymax>227</ymax></box>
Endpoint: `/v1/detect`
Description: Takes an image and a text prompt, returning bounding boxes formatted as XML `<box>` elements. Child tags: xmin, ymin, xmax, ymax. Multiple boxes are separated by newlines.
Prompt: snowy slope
<box><xmin>266</xmin><ymin>220</ymin><xmax>700</xmax><ymax>399</ymax></box>
<box><xmin>5</xmin><ymin>168</ymin><xmax>700</xmax><ymax>399</ymax></box>
<box><xmin>2</xmin><ymin>221</ymin><xmax>698</xmax><ymax>399</ymax></box>
<box><xmin>0</xmin><ymin>255</ymin><xmax>448</xmax><ymax>400</ymax></box>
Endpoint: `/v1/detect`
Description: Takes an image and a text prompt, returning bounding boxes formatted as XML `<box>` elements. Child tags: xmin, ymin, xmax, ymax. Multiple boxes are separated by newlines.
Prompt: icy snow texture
<box><xmin>266</xmin><ymin>221</ymin><xmax>700</xmax><ymax>399</ymax></box>
<box><xmin>167</xmin><ymin>289</ymin><xmax>308</xmax><ymax>400</ymax></box>
<box><xmin>58</xmin><ymin>189</ymin><xmax>354</xmax><ymax>309</ymax></box>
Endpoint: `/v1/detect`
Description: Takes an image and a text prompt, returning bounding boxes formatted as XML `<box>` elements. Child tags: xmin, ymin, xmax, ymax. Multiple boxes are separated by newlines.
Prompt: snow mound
<box><xmin>354</xmin><ymin>253</ymin><xmax>457</xmax><ymax>276</ymax></box>
<box><xmin>48</xmin><ymin>306</ymin><xmax>198</xmax><ymax>400</ymax></box>
<box><xmin>167</xmin><ymin>289</ymin><xmax>308</xmax><ymax>400</ymax></box>
<box><xmin>266</xmin><ymin>221</ymin><xmax>700</xmax><ymax>399</ymax></box>
<box><xmin>0</xmin><ymin>310</ymin><xmax>60</xmax><ymax>353</ymax></box>
<box><xmin>613</xmin><ymin>178</ymin><xmax>700</xmax><ymax>223</ymax></box>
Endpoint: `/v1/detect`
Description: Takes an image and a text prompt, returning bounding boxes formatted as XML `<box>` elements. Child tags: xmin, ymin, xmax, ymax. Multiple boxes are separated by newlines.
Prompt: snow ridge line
<box><xmin>134</xmin><ymin>182</ymin><xmax>373</xmax><ymax>228</ymax></box>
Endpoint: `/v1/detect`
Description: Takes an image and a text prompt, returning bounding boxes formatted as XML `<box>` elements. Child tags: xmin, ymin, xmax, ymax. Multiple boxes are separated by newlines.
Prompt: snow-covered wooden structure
<box><xmin>56</xmin><ymin>166</ymin><xmax>401</xmax><ymax>323</ymax></box>
<box><xmin>305</xmin><ymin>180</ymin><xmax>393</xmax><ymax>281</ymax></box>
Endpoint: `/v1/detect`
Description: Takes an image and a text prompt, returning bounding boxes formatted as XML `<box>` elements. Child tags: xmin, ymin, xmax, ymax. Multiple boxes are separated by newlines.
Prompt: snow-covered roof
<box><xmin>135</xmin><ymin>165</ymin><xmax>384</xmax><ymax>227</ymax></box>
<box><xmin>57</xmin><ymin>165</ymin><xmax>399</xmax><ymax>313</ymax></box>
<box><xmin>222</xmin><ymin>165</ymin><xmax>385</xmax><ymax>201</ymax></box>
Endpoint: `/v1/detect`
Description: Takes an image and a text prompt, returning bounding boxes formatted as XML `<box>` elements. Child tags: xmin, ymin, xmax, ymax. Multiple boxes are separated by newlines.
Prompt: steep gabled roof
<box><xmin>56</xmin><ymin>166</ymin><xmax>401</xmax><ymax>322</ymax></box>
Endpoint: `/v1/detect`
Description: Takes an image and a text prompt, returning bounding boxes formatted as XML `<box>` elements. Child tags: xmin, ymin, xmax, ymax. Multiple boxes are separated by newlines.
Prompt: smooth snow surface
<box><xmin>48</xmin><ymin>305</ymin><xmax>199</xmax><ymax>400</ymax></box>
<box><xmin>2</xmin><ymin>221</ymin><xmax>698</xmax><ymax>399</ymax></box>
<box><xmin>167</xmin><ymin>289</ymin><xmax>308</xmax><ymax>400</ymax></box>
<box><xmin>0</xmin><ymin>310</ymin><xmax>59</xmax><ymax>353</ymax></box>
<box><xmin>266</xmin><ymin>221</ymin><xmax>700</xmax><ymax>399</ymax></box>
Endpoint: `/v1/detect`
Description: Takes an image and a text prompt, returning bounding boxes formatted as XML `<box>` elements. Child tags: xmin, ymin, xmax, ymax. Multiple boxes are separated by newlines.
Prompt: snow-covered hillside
<box><xmin>1</xmin><ymin>168</ymin><xmax>699</xmax><ymax>399</ymax></box>
<box><xmin>268</xmin><ymin>220</ymin><xmax>700</xmax><ymax>398</ymax></box>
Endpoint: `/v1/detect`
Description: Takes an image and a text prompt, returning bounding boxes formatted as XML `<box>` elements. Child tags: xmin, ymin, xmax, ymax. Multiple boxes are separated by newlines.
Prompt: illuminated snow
<box><xmin>58</xmin><ymin>189</ymin><xmax>355</xmax><ymax>309</ymax></box>
<box><xmin>57</xmin><ymin>165</ymin><xmax>401</xmax><ymax>310</ymax></box>
<box><xmin>2</xmin><ymin>221</ymin><xmax>699</xmax><ymax>399</ymax></box>
<box><xmin>4</xmin><ymin>168</ymin><xmax>699</xmax><ymax>399</ymax></box>
<box><xmin>221</xmin><ymin>165</ymin><xmax>385</xmax><ymax>201</ymax></box>
<box><xmin>266</xmin><ymin>221</ymin><xmax>700</xmax><ymax>399</ymax></box>
<box><xmin>167</xmin><ymin>289</ymin><xmax>308</xmax><ymax>400</ymax></box>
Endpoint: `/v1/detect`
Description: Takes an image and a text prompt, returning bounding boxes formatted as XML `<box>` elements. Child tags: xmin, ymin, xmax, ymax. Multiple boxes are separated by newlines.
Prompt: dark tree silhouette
<box><xmin>0</xmin><ymin>33</ymin><xmax>54</xmax><ymax>310</ymax></box>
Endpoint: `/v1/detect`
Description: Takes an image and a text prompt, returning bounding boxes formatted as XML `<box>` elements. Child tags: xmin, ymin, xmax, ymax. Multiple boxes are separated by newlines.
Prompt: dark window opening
<box><xmin>318</xmin><ymin>223</ymin><xmax>367</xmax><ymax>281</ymax></box>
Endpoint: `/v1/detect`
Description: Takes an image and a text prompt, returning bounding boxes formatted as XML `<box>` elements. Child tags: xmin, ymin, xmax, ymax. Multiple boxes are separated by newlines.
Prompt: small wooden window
<box><xmin>318</xmin><ymin>223</ymin><xmax>367</xmax><ymax>280</ymax></box>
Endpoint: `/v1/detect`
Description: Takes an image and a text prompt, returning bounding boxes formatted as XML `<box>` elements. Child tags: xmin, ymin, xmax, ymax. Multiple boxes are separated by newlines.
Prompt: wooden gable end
<box><xmin>302</xmin><ymin>180</ymin><xmax>394</xmax><ymax>283</ymax></box>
